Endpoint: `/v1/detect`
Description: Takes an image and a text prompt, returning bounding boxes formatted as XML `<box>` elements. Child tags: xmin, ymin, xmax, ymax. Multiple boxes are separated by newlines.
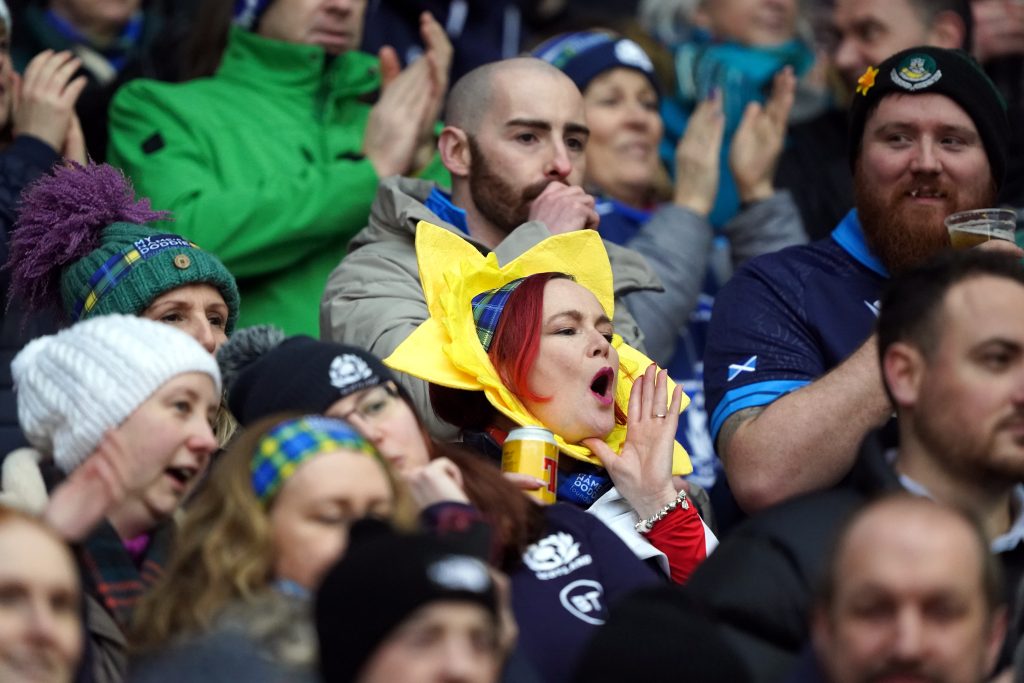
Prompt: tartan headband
<box><xmin>470</xmin><ymin>278</ymin><xmax>525</xmax><ymax>352</ymax></box>
<box><xmin>71</xmin><ymin>233</ymin><xmax>201</xmax><ymax>321</ymax></box>
<box><xmin>251</xmin><ymin>415</ymin><xmax>379</xmax><ymax>503</ymax></box>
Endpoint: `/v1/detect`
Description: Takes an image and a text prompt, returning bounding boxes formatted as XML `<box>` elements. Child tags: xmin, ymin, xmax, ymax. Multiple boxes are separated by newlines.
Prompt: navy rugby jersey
<box><xmin>704</xmin><ymin>209</ymin><xmax>887</xmax><ymax>443</ymax></box>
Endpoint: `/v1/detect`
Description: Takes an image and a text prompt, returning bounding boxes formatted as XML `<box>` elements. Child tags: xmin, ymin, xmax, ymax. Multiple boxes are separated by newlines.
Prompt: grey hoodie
<box><xmin>319</xmin><ymin>176</ymin><xmax>663</xmax><ymax>439</ymax></box>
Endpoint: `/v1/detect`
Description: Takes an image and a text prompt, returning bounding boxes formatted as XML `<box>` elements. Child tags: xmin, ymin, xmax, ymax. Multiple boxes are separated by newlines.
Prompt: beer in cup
<box><xmin>945</xmin><ymin>208</ymin><xmax>1017</xmax><ymax>249</ymax></box>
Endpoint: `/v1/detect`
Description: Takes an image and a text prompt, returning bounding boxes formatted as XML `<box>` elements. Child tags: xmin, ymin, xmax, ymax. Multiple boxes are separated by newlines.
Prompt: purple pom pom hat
<box><xmin>7</xmin><ymin>163</ymin><xmax>240</xmax><ymax>332</ymax></box>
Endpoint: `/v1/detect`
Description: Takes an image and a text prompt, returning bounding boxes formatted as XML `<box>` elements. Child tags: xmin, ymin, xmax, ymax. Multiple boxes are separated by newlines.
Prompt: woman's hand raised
<box><xmin>672</xmin><ymin>94</ymin><xmax>724</xmax><ymax>217</ymax></box>
<box><xmin>403</xmin><ymin>457</ymin><xmax>471</xmax><ymax>509</ymax></box>
<box><xmin>43</xmin><ymin>430</ymin><xmax>136</xmax><ymax>542</ymax></box>
<box><xmin>583</xmin><ymin>363</ymin><xmax>682</xmax><ymax>519</ymax></box>
<box><xmin>729</xmin><ymin>66</ymin><xmax>795</xmax><ymax>205</ymax></box>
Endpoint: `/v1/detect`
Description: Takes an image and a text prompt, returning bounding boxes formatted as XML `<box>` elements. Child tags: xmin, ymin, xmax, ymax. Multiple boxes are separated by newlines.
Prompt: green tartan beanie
<box><xmin>60</xmin><ymin>222</ymin><xmax>241</xmax><ymax>332</ymax></box>
<box><xmin>8</xmin><ymin>162</ymin><xmax>240</xmax><ymax>332</ymax></box>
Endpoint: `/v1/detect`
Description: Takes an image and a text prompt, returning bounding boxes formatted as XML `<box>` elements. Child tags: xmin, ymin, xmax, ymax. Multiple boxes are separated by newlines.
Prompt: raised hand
<box><xmin>365</xmin><ymin>12</ymin><xmax>452</xmax><ymax>177</ymax></box>
<box><xmin>972</xmin><ymin>0</ymin><xmax>1024</xmax><ymax>64</ymax></box>
<box><xmin>13</xmin><ymin>50</ymin><xmax>87</xmax><ymax>155</ymax></box>
<box><xmin>363</xmin><ymin>48</ymin><xmax>436</xmax><ymax>178</ymax></box>
<box><xmin>410</xmin><ymin>11</ymin><xmax>453</xmax><ymax>170</ymax></box>
<box><xmin>729</xmin><ymin>66</ymin><xmax>795</xmax><ymax>205</ymax></box>
<box><xmin>403</xmin><ymin>456</ymin><xmax>470</xmax><ymax>509</ymax></box>
<box><xmin>583</xmin><ymin>363</ymin><xmax>683</xmax><ymax>519</ymax></box>
<box><xmin>43</xmin><ymin>430</ymin><xmax>136</xmax><ymax>542</ymax></box>
<box><xmin>672</xmin><ymin>92</ymin><xmax>724</xmax><ymax>216</ymax></box>
<box><xmin>528</xmin><ymin>182</ymin><xmax>600</xmax><ymax>233</ymax></box>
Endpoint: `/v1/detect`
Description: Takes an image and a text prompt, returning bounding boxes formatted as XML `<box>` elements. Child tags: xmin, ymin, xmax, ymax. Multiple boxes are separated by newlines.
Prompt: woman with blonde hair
<box><xmin>8</xmin><ymin>161</ymin><xmax>242</xmax><ymax>445</ymax></box>
<box><xmin>128</xmin><ymin>414</ymin><xmax>416</xmax><ymax>681</ymax></box>
<box><xmin>1</xmin><ymin>314</ymin><xmax>222</xmax><ymax>683</ymax></box>
<box><xmin>0</xmin><ymin>504</ymin><xmax>85</xmax><ymax>683</ymax></box>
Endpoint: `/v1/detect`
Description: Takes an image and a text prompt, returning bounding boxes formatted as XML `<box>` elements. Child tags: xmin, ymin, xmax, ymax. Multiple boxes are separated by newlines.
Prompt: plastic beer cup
<box><xmin>945</xmin><ymin>208</ymin><xmax>1017</xmax><ymax>249</ymax></box>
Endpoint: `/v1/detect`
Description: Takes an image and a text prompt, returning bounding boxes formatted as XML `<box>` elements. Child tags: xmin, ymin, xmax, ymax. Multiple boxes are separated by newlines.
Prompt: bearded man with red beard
<box><xmin>703</xmin><ymin>46</ymin><xmax>1018</xmax><ymax>515</ymax></box>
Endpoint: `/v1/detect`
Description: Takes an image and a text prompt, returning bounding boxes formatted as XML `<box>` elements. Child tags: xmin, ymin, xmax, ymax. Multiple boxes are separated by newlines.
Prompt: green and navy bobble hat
<box><xmin>8</xmin><ymin>163</ymin><xmax>240</xmax><ymax>332</ymax></box>
<box><xmin>60</xmin><ymin>222</ymin><xmax>241</xmax><ymax>331</ymax></box>
<box><xmin>848</xmin><ymin>46</ymin><xmax>1009</xmax><ymax>190</ymax></box>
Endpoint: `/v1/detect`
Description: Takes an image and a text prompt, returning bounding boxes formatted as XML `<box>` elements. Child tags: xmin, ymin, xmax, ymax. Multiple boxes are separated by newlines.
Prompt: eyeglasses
<box><xmin>335</xmin><ymin>384</ymin><xmax>401</xmax><ymax>427</ymax></box>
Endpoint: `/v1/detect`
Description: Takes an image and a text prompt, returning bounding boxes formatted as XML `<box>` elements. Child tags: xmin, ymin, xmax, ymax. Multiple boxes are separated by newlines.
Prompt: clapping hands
<box><xmin>729</xmin><ymin>66</ymin><xmax>795</xmax><ymax>204</ymax></box>
<box><xmin>12</xmin><ymin>50</ymin><xmax>87</xmax><ymax>163</ymax></box>
<box><xmin>363</xmin><ymin>12</ymin><xmax>451</xmax><ymax>178</ymax></box>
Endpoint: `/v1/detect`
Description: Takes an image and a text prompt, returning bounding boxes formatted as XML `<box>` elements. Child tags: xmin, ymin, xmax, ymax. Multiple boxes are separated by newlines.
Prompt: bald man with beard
<box><xmin>703</xmin><ymin>46</ymin><xmax>1021</xmax><ymax>514</ymax></box>
<box><xmin>321</xmin><ymin>57</ymin><xmax>663</xmax><ymax>439</ymax></box>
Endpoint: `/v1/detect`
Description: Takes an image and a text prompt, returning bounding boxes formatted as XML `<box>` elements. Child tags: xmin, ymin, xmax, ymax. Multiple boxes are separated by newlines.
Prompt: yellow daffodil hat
<box><xmin>385</xmin><ymin>221</ymin><xmax>691</xmax><ymax>475</ymax></box>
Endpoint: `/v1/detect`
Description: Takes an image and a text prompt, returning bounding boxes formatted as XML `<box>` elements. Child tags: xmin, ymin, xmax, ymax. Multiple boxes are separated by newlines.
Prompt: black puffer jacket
<box><xmin>682</xmin><ymin>438</ymin><xmax>1024</xmax><ymax>681</ymax></box>
<box><xmin>0</xmin><ymin>135</ymin><xmax>60</xmax><ymax>455</ymax></box>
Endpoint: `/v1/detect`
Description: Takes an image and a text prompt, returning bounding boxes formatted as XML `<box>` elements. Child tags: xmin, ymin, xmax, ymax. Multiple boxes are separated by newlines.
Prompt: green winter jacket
<box><xmin>108</xmin><ymin>27</ymin><xmax>448</xmax><ymax>335</ymax></box>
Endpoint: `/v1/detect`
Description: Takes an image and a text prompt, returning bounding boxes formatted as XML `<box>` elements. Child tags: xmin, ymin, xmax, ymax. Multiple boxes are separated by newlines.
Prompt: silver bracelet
<box><xmin>634</xmin><ymin>489</ymin><xmax>690</xmax><ymax>535</ymax></box>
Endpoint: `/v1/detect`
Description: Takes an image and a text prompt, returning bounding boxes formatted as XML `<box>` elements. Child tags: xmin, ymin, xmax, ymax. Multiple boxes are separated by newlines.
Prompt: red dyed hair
<box><xmin>431</xmin><ymin>270</ymin><xmax>628</xmax><ymax>429</ymax></box>
<box><xmin>488</xmin><ymin>272</ymin><xmax>569</xmax><ymax>402</ymax></box>
<box><xmin>488</xmin><ymin>272</ymin><xmax>627</xmax><ymax>426</ymax></box>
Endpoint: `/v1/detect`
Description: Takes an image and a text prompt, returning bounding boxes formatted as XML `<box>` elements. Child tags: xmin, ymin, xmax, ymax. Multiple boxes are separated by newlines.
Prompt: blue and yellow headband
<box><xmin>251</xmin><ymin>415</ymin><xmax>379</xmax><ymax>503</ymax></box>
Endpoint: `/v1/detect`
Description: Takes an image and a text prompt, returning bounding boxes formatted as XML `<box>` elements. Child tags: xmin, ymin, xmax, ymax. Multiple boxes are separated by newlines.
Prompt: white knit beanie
<box><xmin>12</xmin><ymin>314</ymin><xmax>222</xmax><ymax>474</ymax></box>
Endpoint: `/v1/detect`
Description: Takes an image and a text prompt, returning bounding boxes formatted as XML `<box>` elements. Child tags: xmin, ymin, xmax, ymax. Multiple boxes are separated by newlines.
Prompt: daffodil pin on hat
<box><xmin>385</xmin><ymin>221</ymin><xmax>691</xmax><ymax>474</ymax></box>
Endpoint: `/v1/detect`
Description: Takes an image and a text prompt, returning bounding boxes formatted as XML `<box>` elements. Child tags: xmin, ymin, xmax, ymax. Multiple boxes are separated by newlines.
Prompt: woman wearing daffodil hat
<box><xmin>387</xmin><ymin>221</ymin><xmax>717</xmax><ymax>583</ymax></box>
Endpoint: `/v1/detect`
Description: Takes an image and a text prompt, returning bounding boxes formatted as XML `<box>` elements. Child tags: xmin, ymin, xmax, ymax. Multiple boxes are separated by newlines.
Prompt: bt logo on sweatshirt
<box><xmin>560</xmin><ymin>580</ymin><xmax>605</xmax><ymax>625</ymax></box>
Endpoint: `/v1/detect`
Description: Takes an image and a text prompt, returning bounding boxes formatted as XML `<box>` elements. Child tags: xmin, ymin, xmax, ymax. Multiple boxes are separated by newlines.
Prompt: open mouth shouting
<box><xmin>164</xmin><ymin>464</ymin><xmax>199</xmax><ymax>492</ymax></box>
<box><xmin>590</xmin><ymin>367</ymin><xmax>615</xmax><ymax>406</ymax></box>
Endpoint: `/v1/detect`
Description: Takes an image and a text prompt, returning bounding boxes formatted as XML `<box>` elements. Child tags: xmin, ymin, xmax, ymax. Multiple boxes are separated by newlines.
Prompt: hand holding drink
<box><xmin>946</xmin><ymin>208</ymin><xmax>1018</xmax><ymax>249</ymax></box>
<box><xmin>502</xmin><ymin>427</ymin><xmax>558</xmax><ymax>504</ymax></box>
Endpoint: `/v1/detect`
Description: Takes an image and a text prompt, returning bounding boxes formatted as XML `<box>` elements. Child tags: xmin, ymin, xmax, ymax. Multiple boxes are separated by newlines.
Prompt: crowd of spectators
<box><xmin>0</xmin><ymin>0</ymin><xmax>1022</xmax><ymax>682</ymax></box>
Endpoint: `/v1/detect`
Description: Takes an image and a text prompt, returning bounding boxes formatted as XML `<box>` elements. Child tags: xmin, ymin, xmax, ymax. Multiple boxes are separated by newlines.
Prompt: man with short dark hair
<box><xmin>702</xmin><ymin>247</ymin><xmax>1024</xmax><ymax>678</ymax></box>
<box><xmin>777</xmin><ymin>0</ymin><xmax>974</xmax><ymax>237</ymax></box>
<box><xmin>811</xmin><ymin>495</ymin><xmax>1006</xmax><ymax>683</ymax></box>
<box><xmin>705</xmin><ymin>45</ymin><xmax>1019</xmax><ymax>514</ymax></box>
<box><xmin>320</xmin><ymin>57</ymin><xmax>662</xmax><ymax>438</ymax></box>
<box><xmin>585</xmin><ymin>248</ymin><xmax>1024</xmax><ymax>681</ymax></box>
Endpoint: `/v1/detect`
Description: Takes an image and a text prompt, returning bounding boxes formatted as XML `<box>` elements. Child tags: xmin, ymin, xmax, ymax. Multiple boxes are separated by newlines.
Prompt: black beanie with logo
<box><xmin>847</xmin><ymin>46</ymin><xmax>1009</xmax><ymax>190</ymax></box>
